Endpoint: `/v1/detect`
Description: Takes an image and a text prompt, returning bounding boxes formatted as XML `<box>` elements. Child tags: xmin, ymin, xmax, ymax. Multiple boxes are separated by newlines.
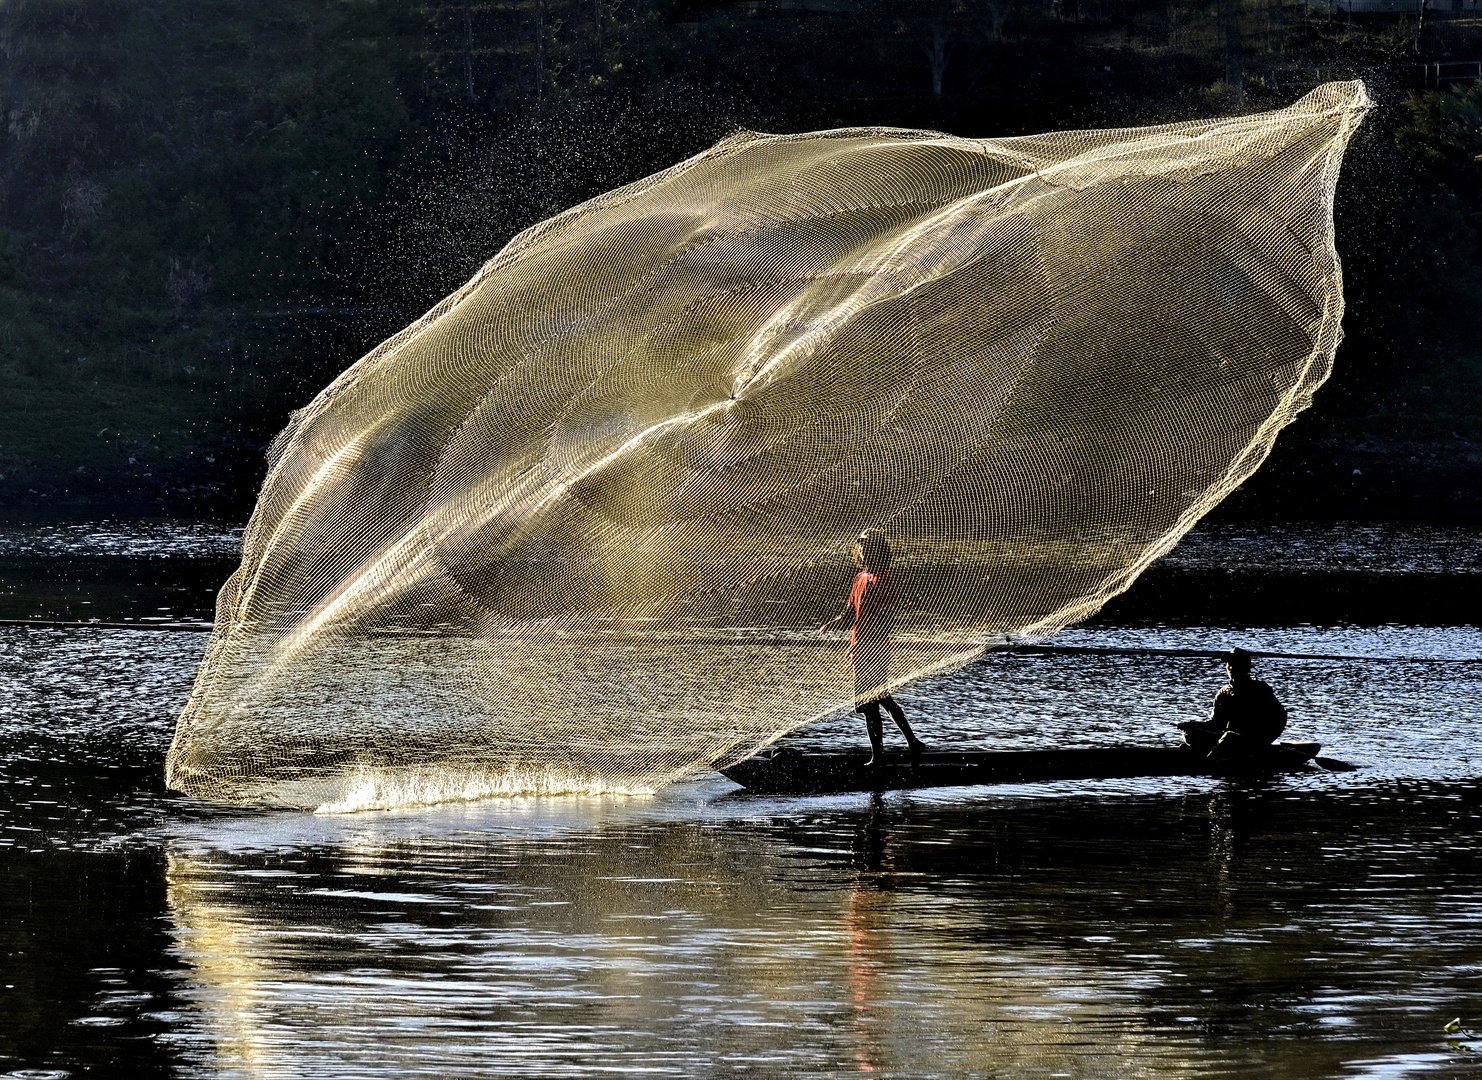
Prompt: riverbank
<box><xmin>1</xmin><ymin>520</ymin><xmax>1477</xmax><ymax>629</ymax></box>
<box><xmin>3</xmin><ymin>432</ymin><xmax>1478</xmax><ymax>525</ymax></box>
<box><xmin>1208</xmin><ymin>435</ymin><xmax>1482</xmax><ymax>524</ymax></box>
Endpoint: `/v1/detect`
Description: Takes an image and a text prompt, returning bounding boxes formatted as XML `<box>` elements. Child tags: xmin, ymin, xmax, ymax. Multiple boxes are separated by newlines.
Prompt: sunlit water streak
<box><xmin>1161</xmin><ymin>522</ymin><xmax>1482</xmax><ymax>574</ymax></box>
<box><xmin>6</xmin><ymin>519</ymin><xmax>1477</xmax><ymax>571</ymax></box>
<box><xmin>0</xmin><ymin>522</ymin><xmax>244</xmax><ymax>560</ymax></box>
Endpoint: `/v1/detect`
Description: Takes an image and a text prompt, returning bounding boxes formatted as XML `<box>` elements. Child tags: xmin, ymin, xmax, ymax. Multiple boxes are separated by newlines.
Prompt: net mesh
<box><xmin>166</xmin><ymin>82</ymin><xmax>1370</xmax><ymax>810</ymax></box>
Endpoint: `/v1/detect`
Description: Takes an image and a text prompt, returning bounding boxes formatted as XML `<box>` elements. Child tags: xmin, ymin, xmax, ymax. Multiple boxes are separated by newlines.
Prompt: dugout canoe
<box><xmin>719</xmin><ymin>741</ymin><xmax>1356</xmax><ymax>795</ymax></box>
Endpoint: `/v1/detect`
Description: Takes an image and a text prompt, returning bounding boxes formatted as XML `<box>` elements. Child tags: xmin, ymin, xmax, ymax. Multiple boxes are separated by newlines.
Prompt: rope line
<box><xmin>999</xmin><ymin>644</ymin><xmax>1482</xmax><ymax>663</ymax></box>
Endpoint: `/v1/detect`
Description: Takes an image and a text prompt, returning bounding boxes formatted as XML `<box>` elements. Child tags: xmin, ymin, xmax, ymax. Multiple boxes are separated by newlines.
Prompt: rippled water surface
<box><xmin>1162</xmin><ymin>522</ymin><xmax>1482</xmax><ymax>574</ymax></box>
<box><xmin>3</xmin><ymin>523</ymin><xmax>1482</xmax><ymax>1078</ymax></box>
<box><xmin>2</xmin><ymin>519</ymin><xmax>1475</xmax><ymax>572</ymax></box>
<box><xmin>0</xmin><ymin>522</ymin><xmax>244</xmax><ymax>561</ymax></box>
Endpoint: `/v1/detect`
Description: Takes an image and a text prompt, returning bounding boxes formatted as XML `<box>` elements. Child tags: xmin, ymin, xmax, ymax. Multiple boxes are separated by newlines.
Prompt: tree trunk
<box><xmin>464</xmin><ymin>8</ymin><xmax>476</xmax><ymax>103</ymax></box>
<box><xmin>921</xmin><ymin>25</ymin><xmax>950</xmax><ymax>102</ymax></box>
<box><xmin>535</xmin><ymin>0</ymin><xmax>545</xmax><ymax>186</ymax></box>
<box><xmin>1220</xmin><ymin>0</ymin><xmax>1244</xmax><ymax>105</ymax></box>
<box><xmin>987</xmin><ymin>1</ymin><xmax>1007</xmax><ymax>40</ymax></box>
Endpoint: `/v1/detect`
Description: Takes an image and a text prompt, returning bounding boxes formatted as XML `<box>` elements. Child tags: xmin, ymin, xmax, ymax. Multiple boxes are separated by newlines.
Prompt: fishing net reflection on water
<box><xmin>166</xmin><ymin>83</ymin><xmax>1370</xmax><ymax>809</ymax></box>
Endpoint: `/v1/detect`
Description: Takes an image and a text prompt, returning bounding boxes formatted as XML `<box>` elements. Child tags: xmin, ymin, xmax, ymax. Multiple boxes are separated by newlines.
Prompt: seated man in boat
<box><xmin>818</xmin><ymin>528</ymin><xmax>927</xmax><ymax>765</ymax></box>
<box><xmin>1178</xmin><ymin>647</ymin><xmax>1287</xmax><ymax>758</ymax></box>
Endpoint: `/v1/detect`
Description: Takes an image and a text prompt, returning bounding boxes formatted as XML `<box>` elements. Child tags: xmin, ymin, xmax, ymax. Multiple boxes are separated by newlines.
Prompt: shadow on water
<box><xmin>2</xmin><ymin>847</ymin><xmax>185</xmax><ymax>1077</ymax></box>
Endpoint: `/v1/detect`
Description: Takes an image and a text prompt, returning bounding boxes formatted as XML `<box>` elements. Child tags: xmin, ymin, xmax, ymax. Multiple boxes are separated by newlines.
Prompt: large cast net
<box><xmin>167</xmin><ymin>82</ymin><xmax>1369</xmax><ymax>810</ymax></box>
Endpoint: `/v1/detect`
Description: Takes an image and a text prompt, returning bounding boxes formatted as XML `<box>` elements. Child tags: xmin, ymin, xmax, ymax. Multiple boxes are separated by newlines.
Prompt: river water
<box><xmin>2</xmin><ymin>522</ymin><xmax>1481</xmax><ymax>1078</ymax></box>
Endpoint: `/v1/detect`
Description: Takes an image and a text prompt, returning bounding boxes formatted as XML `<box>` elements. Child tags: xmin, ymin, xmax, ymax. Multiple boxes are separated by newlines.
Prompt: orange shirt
<box><xmin>847</xmin><ymin>569</ymin><xmax>897</xmax><ymax>648</ymax></box>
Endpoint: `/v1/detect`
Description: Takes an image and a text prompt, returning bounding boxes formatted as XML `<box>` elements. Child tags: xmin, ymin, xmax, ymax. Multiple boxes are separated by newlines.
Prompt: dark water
<box><xmin>3</xmin><ymin>523</ymin><xmax>1482</xmax><ymax>1078</ymax></box>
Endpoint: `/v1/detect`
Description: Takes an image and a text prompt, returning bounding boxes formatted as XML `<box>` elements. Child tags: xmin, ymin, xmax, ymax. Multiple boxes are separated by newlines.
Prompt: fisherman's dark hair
<box><xmin>1224</xmin><ymin>646</ymin><xmax>1253</xmax><ymax>672</ymax></box>
<box><xmin>857</xmin><ymin>528</ymin><xmax>891</xmax><ymax>570</ymax></box>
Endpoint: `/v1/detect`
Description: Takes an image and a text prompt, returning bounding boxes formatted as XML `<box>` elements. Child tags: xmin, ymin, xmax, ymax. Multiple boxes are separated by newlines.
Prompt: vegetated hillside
<box><xmin>0</xmin><ymin>0</ymin><xmax>1478</xmax><ymax>521</ymax></box>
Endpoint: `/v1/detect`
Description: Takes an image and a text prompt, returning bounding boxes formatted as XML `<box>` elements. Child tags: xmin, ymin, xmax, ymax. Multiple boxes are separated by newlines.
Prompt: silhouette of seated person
<box><xmin>1177</xmin><ymin>647</ymin><xmax>1287</xmax><ymax>758</ymax></box>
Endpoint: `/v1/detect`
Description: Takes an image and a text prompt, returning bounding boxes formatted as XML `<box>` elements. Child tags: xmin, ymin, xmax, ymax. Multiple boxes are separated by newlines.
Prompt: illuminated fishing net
<box><xmin>167</xmin><ymin>82</ymin><xmax>1370</xmax><ymax>809</ymax></box>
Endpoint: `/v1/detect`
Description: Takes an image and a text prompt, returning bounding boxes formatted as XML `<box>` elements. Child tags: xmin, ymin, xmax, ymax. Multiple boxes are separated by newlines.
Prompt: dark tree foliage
<box><xmin>0</xmin><ymin>0</ymin><xmax>1475</xmax><ymax>516</ymax></box>
<box><xmin>1395</xmin><ymin>81</ymin><xmax>1482</xmax><ymax>336</ymax></box>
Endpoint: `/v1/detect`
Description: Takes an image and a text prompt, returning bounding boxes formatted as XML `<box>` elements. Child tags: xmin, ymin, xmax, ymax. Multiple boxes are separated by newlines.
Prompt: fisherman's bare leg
<box><xmin>861</xmin><ymin>701</ymin><xmax>886</xmax><ymax>765</ymax></box>
<box><xmin>1177</xmin><ymin>719</ymin><xmax>1221</xmax><ymax>753</ymax></box>
<box><xmin>880</xmin><ymin>695</ymin><xmax>927</xmax><ymax>756</ymax></box>
<box><xmin>1209</xmin><ymin>729</ymin><xmax>1248</xmax><ymax>761</ymax></box>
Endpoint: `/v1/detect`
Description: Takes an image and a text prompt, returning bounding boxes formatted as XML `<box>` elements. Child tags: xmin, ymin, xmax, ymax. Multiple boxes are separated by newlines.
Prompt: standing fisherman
<box><xmin>819</xmin><ymin>529</ymin><xmax>928</xmax><ymax>765</ymax></box>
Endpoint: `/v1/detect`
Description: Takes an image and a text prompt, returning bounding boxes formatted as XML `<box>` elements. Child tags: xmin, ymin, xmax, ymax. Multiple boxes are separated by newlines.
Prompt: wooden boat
<box><xmin>720</xmin><ymin>741</ymin><xmax>1356</xmax><ymax>795</ymax></box>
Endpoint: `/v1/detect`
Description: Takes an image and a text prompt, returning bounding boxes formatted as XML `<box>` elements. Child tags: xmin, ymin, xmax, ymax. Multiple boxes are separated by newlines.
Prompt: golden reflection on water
<box><xmin>166</xmin><ymin>854</ymin><xmax>278</xmax><ymax>1077</ymax></box>
<box><xmin>153</xmin><ymin>793</ymin><xmax>1298</xmax><ymax>1079</ymax></box>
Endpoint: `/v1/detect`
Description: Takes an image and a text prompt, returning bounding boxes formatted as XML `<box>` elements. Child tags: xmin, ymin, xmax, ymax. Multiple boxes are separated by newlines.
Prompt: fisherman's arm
<box><xmin>1209</xmin><ymin>686</ymin><xmax>1235</xmax><ymax>729</ymax></box>
<box><xmin>1262</xmin><ymin>682</ymin><xmax>1288</xmax><ymax>728</ymax></box>
<box><xmin>817</xmin><ymin>602</ymin><xmax>856</xmax><ymax>635</ymax></box>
